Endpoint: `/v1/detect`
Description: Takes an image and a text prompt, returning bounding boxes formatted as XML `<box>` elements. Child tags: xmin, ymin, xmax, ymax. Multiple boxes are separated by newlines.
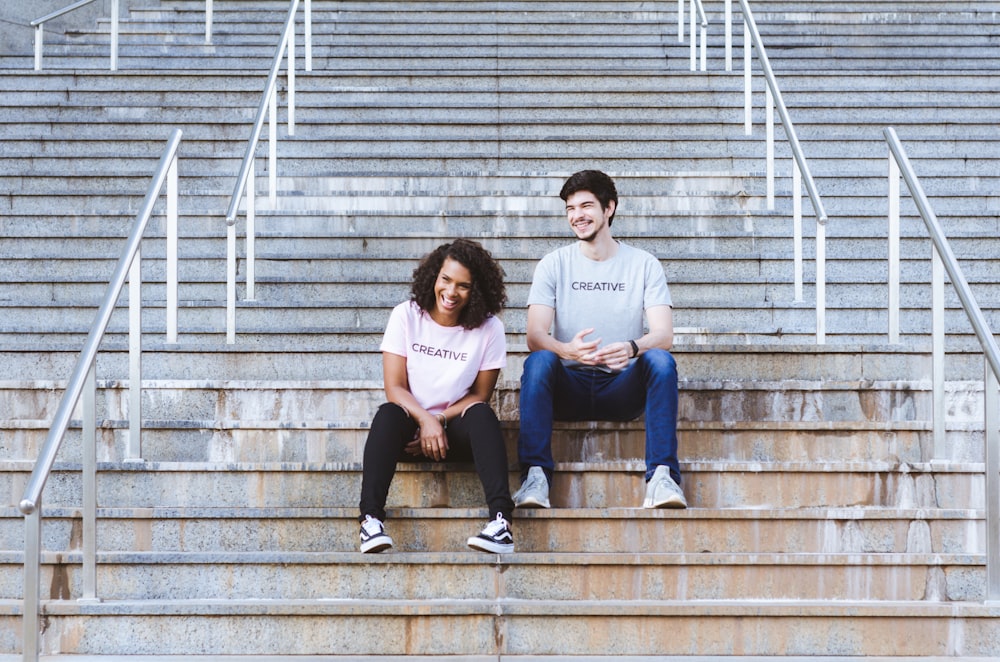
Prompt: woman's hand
<box><xmin>417</xmin><ymin>413</ymin><xmax>449</xmax><ymax>461</ymax></box>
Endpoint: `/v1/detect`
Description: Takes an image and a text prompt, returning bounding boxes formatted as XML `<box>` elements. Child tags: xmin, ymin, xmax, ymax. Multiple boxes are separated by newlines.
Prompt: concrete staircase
<box><xmin>1</xmin><ymin>0</ymin><xmax>1000</xmax><ymax>657</ymax></box>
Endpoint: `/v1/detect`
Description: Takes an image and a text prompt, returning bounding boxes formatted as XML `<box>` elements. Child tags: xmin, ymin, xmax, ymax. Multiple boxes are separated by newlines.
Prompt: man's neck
<box><xmin>577</xmin><ymin>232</ymin><xmax>618</xmax><ymax>261</ymax></box>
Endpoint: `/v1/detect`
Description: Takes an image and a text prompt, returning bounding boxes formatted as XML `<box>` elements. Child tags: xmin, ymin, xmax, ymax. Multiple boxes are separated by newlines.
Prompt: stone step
<box><xmin>0</xmin><ymin>598</ymin><xmax>996</xmax><ymax>656</ymax></box>
<box><xmin>1</xmin><ymin>343</ymin><xmax>979</xmax><ymax>382</ymax></box>
<box><xmin>0</xmin><ymin>459</ymin><xmax>984</xmax><ymax>510</ymax></box>
<box><xmin>0</xmin><ymin>550</ymin><xmax>984</xmax><ymax>602</ymax></box>
<box><xmin>0</xmin><ymin>505</ymin><xmax>981</xmax><ymax>556</ymax></box>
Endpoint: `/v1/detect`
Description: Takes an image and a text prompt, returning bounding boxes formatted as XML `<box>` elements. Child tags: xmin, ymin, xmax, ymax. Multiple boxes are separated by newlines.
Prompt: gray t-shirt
<box><xmin>527</xmin><ymin>241</ymin><xmax>672</xmax><ymax>369</ymax></box>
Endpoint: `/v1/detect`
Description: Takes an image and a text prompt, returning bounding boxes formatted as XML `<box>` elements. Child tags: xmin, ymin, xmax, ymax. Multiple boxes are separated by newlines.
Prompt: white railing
<box><xmin>677</xmin><ymin>0</ymin><xmax>708</xmax><ymax>71</ymax></box>
<box><xmin>223</xmin><ymin>0</ymin><xmax>312</xmax><ymax>343</ymax></box>
<box><xmin>18</xmin><ymin>129</ymin><xmax>183</xmax><ymax>662</ymax></box>
<box><xmin>32</xmin><ymin>0</ymin><xmax>118</xmax><ymax>71</ymax></box>
<box><xmin>885</xmin><ymin>126</ymin><xmax>1000</xmax><ymax>602</ymax></box>
<box><xmin>32</xmin><ymin>0</ymin><xmax>220</xmax><ymax>70</ymax></box>
<box><xmin>688</xmin><ymin>0</ymin><xmax>828</xmax><ymax>342</ymax></box>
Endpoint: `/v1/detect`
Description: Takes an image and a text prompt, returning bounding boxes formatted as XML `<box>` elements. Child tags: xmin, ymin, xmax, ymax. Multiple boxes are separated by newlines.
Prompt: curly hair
<box><xmin>410</xmin><ymin>238</ymin><xmax>507</xmax><ymax>330</ymax></box>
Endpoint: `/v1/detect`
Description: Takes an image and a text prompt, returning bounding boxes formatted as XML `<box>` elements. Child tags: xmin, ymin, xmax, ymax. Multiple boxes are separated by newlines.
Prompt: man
<box><xmin>514</xmin><ymin>170</ymin><xmax>686</xmax><ymax>510</ymax></box>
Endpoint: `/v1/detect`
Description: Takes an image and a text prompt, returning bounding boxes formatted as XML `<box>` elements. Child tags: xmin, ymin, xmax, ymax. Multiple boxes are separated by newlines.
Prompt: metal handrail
<box><xmin>223</xmin><ymin>0</ymin><xmax>310</xmax><ymax>343</ymax></box>
<box><xmin>884</xmin><ymin>126</ymin><xmax>1000</xmax><ymax>602</ymax></box>
<box><xmin>19</xmin><ymin>129</ymin><xmax>183</xmax><ymax>662</ymax></box>
<box><xmin>677</xmin><ymin>0</ymin><xmax>708</xmax><ymax>71</ymax></box>
<box><xmin>32</xmin><ymin>0</ymin><xmax>118</xmax><ymax>71</ymax></box>
<box><xmin>735</xmin><ymin>0</ymin><xmax>829</xmax><ymax>343</ymax></box>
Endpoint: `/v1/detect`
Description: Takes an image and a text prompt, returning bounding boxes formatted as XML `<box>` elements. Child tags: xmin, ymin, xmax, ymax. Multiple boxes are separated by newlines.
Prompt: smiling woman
<box><xmin>355</xmin><ymin>238</ymin><xmax>515</xmax><ymax>555</ymax></box>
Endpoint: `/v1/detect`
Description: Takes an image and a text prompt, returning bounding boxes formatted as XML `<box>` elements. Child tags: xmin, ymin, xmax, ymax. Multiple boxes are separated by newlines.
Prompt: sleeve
<box><xmin>379</xmin><ymin>302</ymin><xmax>409</xmax><ymax>357</ymax></box>
<box><xmin>642</xmin><ymin>253</ymin><xmax>673</xmax><ymax>309</ymax></box>
<box><xmin>525</xmin><ymin>253</ymin><xmax>558</xmax><ymax>308</ymax></box>
<box><xmin>478</xmin><ymin>316</ymin><xmax>507</xmax><ymax>372</ymax></box>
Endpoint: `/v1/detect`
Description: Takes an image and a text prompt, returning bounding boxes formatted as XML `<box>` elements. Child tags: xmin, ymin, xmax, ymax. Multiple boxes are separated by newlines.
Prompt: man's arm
<box><xmin>526</xmin><ymin>303</ymin><xmax>601</xmax><ymax>363</ymax></box>
<box><xmin>638</xmin><ymin>304</ymin><xmax>674</xmax><ymax>352</ymax></box>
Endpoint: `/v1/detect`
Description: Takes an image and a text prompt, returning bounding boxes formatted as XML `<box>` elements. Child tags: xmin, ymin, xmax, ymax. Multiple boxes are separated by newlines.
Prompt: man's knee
<box><xmin>522</xmin><ymin>349</ymin><xmax>560</xmax><ymax>383</ymax></box>
<box><xmin>639</xmin><ymin>348</ymin><xmax>677</xmax><ymax>377</ymax></box>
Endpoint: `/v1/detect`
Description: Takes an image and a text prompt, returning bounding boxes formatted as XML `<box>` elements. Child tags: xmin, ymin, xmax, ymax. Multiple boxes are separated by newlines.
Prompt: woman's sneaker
<box><xmin>467</xmin><ymin>513</ymin><xmax>514</xmax><ymax>554</ymax></box>
<box><xmin>359</xmin><ymin>515</ymin><xmax>393</xmax><ymax>553</ymax></box>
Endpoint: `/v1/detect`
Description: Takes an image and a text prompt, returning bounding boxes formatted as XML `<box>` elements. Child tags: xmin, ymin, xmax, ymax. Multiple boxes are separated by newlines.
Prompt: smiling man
<box><xmin>513</xmin><ymin>170</ymin><xmax>687</xmax><ymax>510</ymax></box>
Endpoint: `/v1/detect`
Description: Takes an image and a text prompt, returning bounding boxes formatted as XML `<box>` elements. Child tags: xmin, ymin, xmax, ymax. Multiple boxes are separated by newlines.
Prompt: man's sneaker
<box><xmin>512</xmin><ymin>466</ymin><xmax>550</xmax><ymax>508</ymax></box>
<box><xmin>643</xmin><ymin>465</ymin><xmax>688</xmax><ymax>509</ymax></box>
<box><xmin>467</xmin><ymin>513</ymin><xmax>514</xmax><ymax>554</ymax></box>
<box><xmin>359</xmin><ymin>515</ymin><xmax>393</xmax><ymax>553</ymax></box>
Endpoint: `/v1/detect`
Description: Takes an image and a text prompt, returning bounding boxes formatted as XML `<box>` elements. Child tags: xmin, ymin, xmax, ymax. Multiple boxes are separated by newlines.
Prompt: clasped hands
<box><xmin>569</xmin><ymin>328</ymin><xmax>633</xmax><ymax>371</ymax></box>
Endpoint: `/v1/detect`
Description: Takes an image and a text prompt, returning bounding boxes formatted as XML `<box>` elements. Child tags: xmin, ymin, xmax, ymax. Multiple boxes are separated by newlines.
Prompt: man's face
<box><xmin>565</xmin><ymin>190</ymin><xmax>614</xmax><ymax>243</ymax></box>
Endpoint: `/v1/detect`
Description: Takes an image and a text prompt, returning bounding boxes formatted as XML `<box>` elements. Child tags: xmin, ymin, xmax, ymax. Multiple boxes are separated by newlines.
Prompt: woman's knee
<box><xmin>372</xmin><ymin>401</ymin><xmax>410</xmax><ymax>424</ymax></box>
<box><xmin>460</xmin><ymin>401</ymin><xmax>500</xmax><ymax>425</ymax></box>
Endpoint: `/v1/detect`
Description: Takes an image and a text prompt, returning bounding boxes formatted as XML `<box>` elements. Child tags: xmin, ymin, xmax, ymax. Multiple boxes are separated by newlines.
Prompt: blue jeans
<box><xmin>517</xmin><ymin>348</ymin><xmax>681</xmax><ymax>484</ymax></box>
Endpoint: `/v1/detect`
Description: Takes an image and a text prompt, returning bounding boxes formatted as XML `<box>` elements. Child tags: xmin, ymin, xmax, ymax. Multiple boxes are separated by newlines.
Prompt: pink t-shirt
<box><xmin>380</xmin><ymin>300</ymin><xmax>507</xmax><ymax>414</ymax></box>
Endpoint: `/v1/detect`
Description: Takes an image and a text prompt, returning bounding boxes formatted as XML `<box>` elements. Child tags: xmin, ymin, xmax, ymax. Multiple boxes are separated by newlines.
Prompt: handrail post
<box><xmin>765</xmin><ymin>85</ymin><xmax>774</xmax><ymax>209</ymax></box>
<box><xmin>268</xmin><ymin>88</ymin><xmax>278</xmax><ymax>206</ymax></box>
<box><xmin>724</xmin><ymin>0</ymin><xmax>732</xmax><ymax>71</ymax></box>
<box><xmin>888</xmin><ymin>152</ymin><xmax>901</xmax><ymax>343</ymax></box>
<box><xmin>743</xmin><ymin>20</ymin><xmax>751</xmax><ymax>135</ymax></box>
<box><xmin>677</xmin><ymin>0</ymin><xmax>684</xmax><ymax>42</ymax></box>
<box><xmin>166</xmin><ymin>152</ymin><xmax>178</xmax><ymax>343</ymax></box>
<box><xmin>815</xmin><ymin>214</ymin><xmax>826</xmax><ymax>344</ymax></box>
<box><xmin>986</xmin><ymin>359</ymin><xmax>1000</xmax><ymax>602</ymax></box>
<box><xmin>288</xmin><ymin>21</ymin><xmax>296</xmax><ymax>136</ymax></box>
<box><xmin>81</xmin><ymin>365</ymin><xmax>98</xmax><ymax>601</ymax></box>
<box><xmin>110</xmin><ymin>0</ymin><xmax>119</xmax><ymax>71</ymax></box>
<box><xmin>305</xmin><ymin>0</ymin><xmax>313</xmax><ymax>71</ymax></box>
<box><xmin>127</xmin><ymin>244</ymin><xmax>142</xmax><ymax>460</ymax></box>
<box><xmin>206</xmin><ymin>0</ymin><xmax>213</xmax><ymax>44</ymax></box>
<box><xmin>33</xmin><ymin>25</ymin><xmax>43</xmax><ymax>71</ymax></box>
<box><xmin>689</xmin><ymin>0</ymin><xmax>696</xmax><ymax>70</ymax></box>
<box><xmin>932</xmin><ymin>247</ymin><xmax>945</xmax><ymax>459</ymax></box>
<box><xmin>247</xmin><ymin>158</ymin><xmax>256</xmax><ymax>302</ymax></box>
<box><xmin>793</xmin><ymin>164</ymin><xmax>802</xmax><ymax>301</ymax></box>
<box><xmin>227</xmin><ymin>221</ymin><xmax>237</xmax><ymax>344</ymax></box>
<box><xmin>22</xmin><ymin>499</ymin><xmax>41</xmax><ymax>662</ymax></box>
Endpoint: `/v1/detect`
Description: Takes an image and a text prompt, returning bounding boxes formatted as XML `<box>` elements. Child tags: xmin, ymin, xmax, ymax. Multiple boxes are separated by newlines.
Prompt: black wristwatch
<box><xmin>629</xmin><ymin>339</ymin><xmax>639</xmax><ymax>358</ymax></box>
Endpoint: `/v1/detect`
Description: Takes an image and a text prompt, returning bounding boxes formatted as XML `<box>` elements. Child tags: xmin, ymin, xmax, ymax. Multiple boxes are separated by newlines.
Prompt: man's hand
<box><xmin>590</xmin><ymin>341</ymin><xmax>633</xmax><ymax>371</ymax></box>
<box><xmin>568</xmin><ymin>328</ymin><xmax>602</xmax><ymax>364</ymax></box>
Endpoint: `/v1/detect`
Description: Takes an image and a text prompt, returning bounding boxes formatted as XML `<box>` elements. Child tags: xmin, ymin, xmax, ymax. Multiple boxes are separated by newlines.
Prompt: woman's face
<box><xmin>433</xmin><ymin>256</ymin><xmax>473</xmax><ymax>322</ymax></box>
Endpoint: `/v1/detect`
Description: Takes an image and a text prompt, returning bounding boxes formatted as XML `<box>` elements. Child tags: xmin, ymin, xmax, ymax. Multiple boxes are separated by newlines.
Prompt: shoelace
<box><xmin>483</xmin><ymin>515</ymin><xmax>508</xmax><ymax>535</ymax></box>
<box><xmin>362</xmin><ymin>517</ymin><xmax>383</xmax><ymax>536</ymax></box>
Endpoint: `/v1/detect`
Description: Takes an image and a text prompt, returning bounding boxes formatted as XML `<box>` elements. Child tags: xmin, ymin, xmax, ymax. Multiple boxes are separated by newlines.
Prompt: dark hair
<box><xmin>559</xmin><ymin>169</ymin><xmax>619</xmax><ymax>226</ymax></box>
<box><xmin>411</xmin><ymin>238</ymin><xmax>507</xmax><ymax>330</ymax></box>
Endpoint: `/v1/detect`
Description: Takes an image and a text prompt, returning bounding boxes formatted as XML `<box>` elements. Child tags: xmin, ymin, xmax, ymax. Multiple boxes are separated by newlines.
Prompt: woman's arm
<box><xmin>383</xmin><ymin>353</ymin><xmax>500</xmax><ymax>461</ymax></box>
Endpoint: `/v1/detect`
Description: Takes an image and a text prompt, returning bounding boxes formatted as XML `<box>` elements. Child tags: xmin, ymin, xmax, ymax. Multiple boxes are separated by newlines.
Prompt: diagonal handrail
<box><xmin>19</xmin><ymin>129</ymin><xmax>183</xmax><ymax>662</ymax></box>
<box><xmin>223</xmin><ymin>0</ymin><xmax>310</xmax><ymax>343</ymax></box>
<box><xmin>884</xmin><ymin>126</ymin><xmax>1000</xmax><ymax>603</ymax></box>
<box><xmin>732</xmin><ymin>0</ymin><xmax>828</xmax><ymax>343</ymax></box>
<box><xmin>688</xmin><ymin>0</ymin><xmax>829</xmax><ymax>343</ymax></box>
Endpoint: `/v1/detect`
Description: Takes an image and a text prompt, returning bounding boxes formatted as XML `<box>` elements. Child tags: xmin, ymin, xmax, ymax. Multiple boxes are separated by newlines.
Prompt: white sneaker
<box><xmin>512</xmin><ymin>466</ymin><xmax>550</xmax><ymax>508</ymax></box>
<box><xmin>359</xmin><ymin>515</ymin><xmax>393</xmax><ymax>553</ymax></box>
<box><xmin>643</xmin><ymin>465</ymin><xmax>687</xmax><ymax>509</ymax></box>
<box><xmin>467</xmin><ymin>513</ymin><xmax>514</xmax><ymax>554</ymax></box>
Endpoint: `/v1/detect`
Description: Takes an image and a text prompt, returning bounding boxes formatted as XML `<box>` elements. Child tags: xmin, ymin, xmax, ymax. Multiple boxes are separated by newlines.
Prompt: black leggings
<box><xmin>358</xmin><ymin>401</ymin><xmax>514</xmax><ymax>522</ymax></box>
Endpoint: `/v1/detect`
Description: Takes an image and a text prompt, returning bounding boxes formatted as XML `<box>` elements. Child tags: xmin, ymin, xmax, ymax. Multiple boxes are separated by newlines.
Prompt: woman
<box><xmin>358</xmin><ymin>238</ymin><xmax>514</xmax><ymax>554</ymax></box>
